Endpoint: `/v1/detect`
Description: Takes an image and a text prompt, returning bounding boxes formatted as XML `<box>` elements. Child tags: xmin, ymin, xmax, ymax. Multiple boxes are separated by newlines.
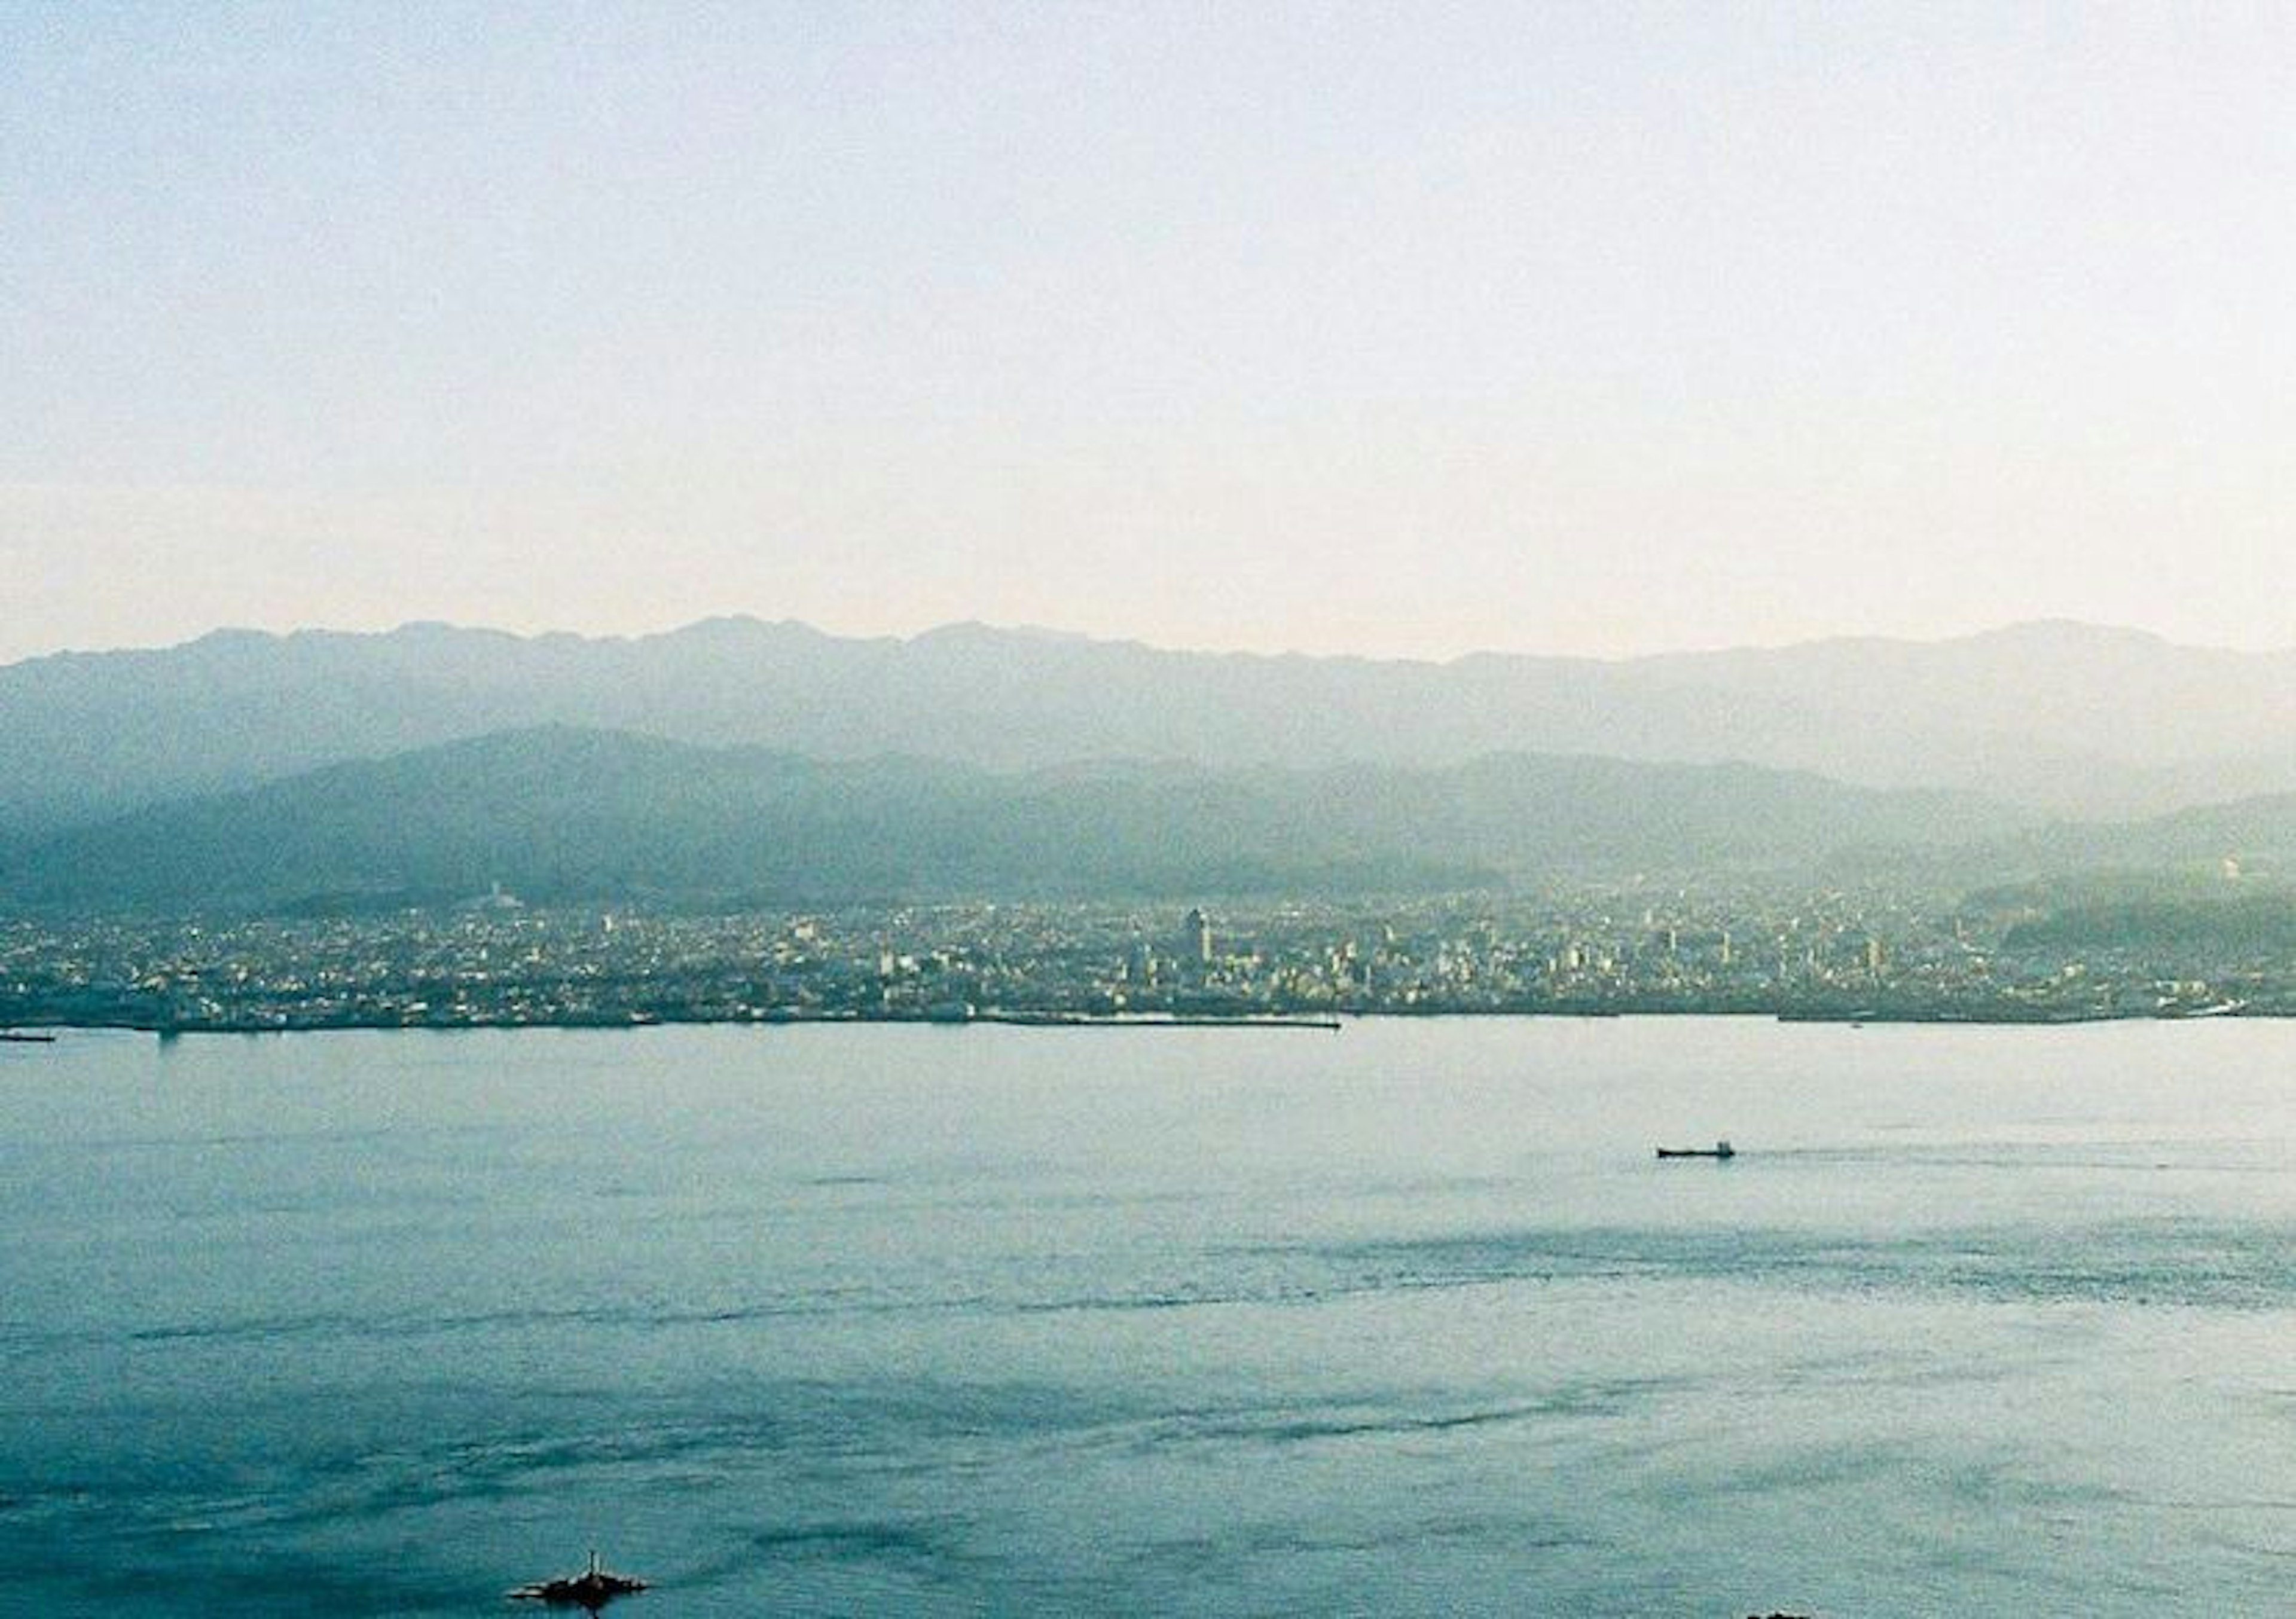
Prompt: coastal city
<box><xmin>0</xmin><ymin>879</ymin><xmax>2277</xmax><ymax>1035</ymax></box>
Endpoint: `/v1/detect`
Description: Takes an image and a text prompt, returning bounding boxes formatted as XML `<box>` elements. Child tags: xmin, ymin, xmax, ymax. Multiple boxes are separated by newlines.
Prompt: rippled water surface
<box><xmin>5</xmin><ymin>1017</ymin><xmax>2295</xmax><ymax>1615</ymax></box>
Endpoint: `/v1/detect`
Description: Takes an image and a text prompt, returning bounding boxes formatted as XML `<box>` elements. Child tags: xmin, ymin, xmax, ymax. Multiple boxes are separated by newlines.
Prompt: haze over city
<box><xmin>11</xmin><ymin>2</ymin><xmax>2296</xmax><ymax>665</ymax></box>
<box><xmin>17</xmin><ymin>9</ymin><xmax>2296</xmax><ymax>1618</ymax></box>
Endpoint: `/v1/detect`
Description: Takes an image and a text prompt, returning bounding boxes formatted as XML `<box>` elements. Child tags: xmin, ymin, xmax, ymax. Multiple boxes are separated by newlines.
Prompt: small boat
<box><xmin>1656</xmin><ymin>1139</ymin><xmax>1735</xmax><ymax>1160</ymax></box>
<box><xmin>0</xmin><ymin>1031</ymin><xmax>57</xmax><ymax>1044</ymax></box>
<box><xmin>509</xmin><ymin>1550</ymin><xmax>649</xmax><ymax>1608</ymax></box>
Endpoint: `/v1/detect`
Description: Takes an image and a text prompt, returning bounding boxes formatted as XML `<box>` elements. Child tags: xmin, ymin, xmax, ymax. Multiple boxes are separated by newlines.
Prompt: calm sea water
<box><xmin>4</xmin><ymin>1016</ymin><xmax>2294</xmax><ymax>1616</ymax></box>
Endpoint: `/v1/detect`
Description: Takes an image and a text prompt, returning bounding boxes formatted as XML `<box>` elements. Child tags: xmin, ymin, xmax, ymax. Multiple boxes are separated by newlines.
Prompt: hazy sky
<box><xmin>7</xmin><ymin>2</ymin><xmax>2296</xmax><ymax>664</ymax></box>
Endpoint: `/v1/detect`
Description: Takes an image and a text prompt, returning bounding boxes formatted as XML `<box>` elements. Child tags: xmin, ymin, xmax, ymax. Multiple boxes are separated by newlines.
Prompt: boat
<box><xmin>0</xmin><ymin>1031</ymin><xmax>56</xmax><ymax>1044</ymax></box>
<box><xmin>508</xmin><ymin>1550</ymin><xmax>649</xmax><ymax>1608</ymax></box>
<box><xmin>1655</xmin><ymin>1140</ymin><xmax>1735</xmax><ymax>1160</ymax></box>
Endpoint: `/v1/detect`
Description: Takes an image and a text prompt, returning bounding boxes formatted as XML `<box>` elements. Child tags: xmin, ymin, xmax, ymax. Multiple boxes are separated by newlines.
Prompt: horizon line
<box><xmin>0</xmin><ymin>613</ymin><xmax>2258</xmax><ymax>674</ymax></box>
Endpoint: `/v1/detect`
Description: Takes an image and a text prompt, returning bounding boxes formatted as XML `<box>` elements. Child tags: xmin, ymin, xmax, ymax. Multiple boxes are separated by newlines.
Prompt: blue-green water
<box><xmin>4</xmin><ymin>1017</ymin><xmax>2294</xmax><ymax>1615</ymax></box>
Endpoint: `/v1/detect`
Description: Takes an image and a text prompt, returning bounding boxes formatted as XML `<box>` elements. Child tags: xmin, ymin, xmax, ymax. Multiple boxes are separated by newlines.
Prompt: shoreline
<box><xmin>2</xmin><ymin>1005</ymin><xmax>2260</xmax><ymax>1038</ymax></box>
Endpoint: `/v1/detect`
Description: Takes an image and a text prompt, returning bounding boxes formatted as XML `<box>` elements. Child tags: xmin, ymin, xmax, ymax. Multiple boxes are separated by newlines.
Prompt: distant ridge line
<box><xmin>4</xmin><ymin>612</ymin><xmax>2277</xmax><ymax>675</ymax></box>
<box><xmin>4</xmin><ymin>616</ymin><xmax>2296</xmax><ymax>842</ymax></box>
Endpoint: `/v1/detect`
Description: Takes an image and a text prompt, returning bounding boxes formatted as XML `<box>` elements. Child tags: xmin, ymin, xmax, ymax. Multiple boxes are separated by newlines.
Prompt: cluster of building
<box><xmin>0</xmin><ymin>880</ymin><xmax>2281</xmax><ymax>1033</ymax></box>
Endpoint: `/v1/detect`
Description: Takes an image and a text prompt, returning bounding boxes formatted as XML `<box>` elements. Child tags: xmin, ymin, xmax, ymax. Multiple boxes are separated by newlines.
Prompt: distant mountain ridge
<box><xmin>7</xmin><ymin>616</ymin><xmax>2296</xmax><ymax>840</ymax></box>
<box><xmin>0</xmin><ymin>727</ymin><xmax>2022</xmax><ymax>912</ymax></box>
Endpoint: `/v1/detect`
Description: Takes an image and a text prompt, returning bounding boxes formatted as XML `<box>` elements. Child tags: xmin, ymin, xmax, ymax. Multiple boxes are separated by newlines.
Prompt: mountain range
<box><xmin>7</xmin><ymin>617</ymin><xmax>2296</xmax><ymax>913</ymax></box>
<box><xmin>8</xmin><ymin>616</ymin><xmax>2296</xmax><ymax>845</ymax></box>
<box><xmin>1</xmin><ymin>727</ymin><xmax>2017</xmax><ymax>912</ymax></box>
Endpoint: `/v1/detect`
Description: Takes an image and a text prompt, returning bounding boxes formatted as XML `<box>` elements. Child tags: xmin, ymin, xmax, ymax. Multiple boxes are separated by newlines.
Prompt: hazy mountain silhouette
<box><xmin>5</xmin><ymin>617</ymin><xmax>2294</xmax><ymax>839</ymax></box>
<box><xmin>0</xmin><ymin>727</ymin><xmax>2020</xmax><ymax>912</ymax></box>
<box><xmin>2000</xmin><ymin>789</ymin><xmax>2296</xmax><ymax>881</ymax></box>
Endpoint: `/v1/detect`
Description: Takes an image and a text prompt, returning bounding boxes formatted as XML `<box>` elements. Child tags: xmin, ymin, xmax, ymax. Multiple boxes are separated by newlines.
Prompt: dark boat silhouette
<box><xmin>508</xmin><ymin>1550</ymin><xmax>648</xmax><ymax>1608</ymax></box>
<box><xmin>1655</xmin><ymin>1139</ymin><xmax>1735</xmax><ymax>1160</ymax></box>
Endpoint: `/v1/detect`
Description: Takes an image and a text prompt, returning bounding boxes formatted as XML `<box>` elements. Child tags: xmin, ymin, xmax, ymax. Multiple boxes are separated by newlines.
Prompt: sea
<box><xmin>4</xmin><ymin>1016</ymin><xmax>2293</xmax><ymax>1616</ymax></box>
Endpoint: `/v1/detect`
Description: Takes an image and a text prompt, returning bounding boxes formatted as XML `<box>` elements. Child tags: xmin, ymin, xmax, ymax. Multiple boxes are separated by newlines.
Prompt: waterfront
<box><xmin>11</xmin><ymin>886</ymin><xmax>2292</xmax><ymax>1038</ymax></box>
<box><xmin>4</xmin><ymin>1017</ymin><xmax>2294</xmax><ymax>1614</ymax></box>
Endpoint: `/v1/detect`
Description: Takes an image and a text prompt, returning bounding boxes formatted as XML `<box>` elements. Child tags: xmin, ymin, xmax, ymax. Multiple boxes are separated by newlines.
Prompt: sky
<box><xmin>7</xmin><ymin>1</ymin><xmax>2296</xmax><ymax>665</ymax></box>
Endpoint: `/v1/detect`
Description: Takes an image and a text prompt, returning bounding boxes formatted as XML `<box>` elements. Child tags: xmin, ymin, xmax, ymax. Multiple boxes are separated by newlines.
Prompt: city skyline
<box><xmin>12</xmin><ymin>5</ymin><xmax>2296</xmax><ymax>665</ymax></box>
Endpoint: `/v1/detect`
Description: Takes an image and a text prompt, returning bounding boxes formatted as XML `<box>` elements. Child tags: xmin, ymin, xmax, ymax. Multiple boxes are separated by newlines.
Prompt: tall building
<box><xmin>1180</xmin><ymin>907</ymin><xmax>1213</xmax><ymax>966</ymax></box>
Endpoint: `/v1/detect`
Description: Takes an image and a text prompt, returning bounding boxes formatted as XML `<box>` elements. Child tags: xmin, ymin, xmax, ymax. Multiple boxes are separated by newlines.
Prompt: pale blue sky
<box><xmin>7</xmin><ymin>2</ymin><xmax>2296</xmax><ymax>662</ymax></box>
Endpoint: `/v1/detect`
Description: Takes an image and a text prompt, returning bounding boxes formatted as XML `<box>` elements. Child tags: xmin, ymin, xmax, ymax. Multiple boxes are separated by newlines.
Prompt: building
<box><xmin>1180</xmin><ymin>907</ymin><xmax>1213</xmax><ymax>966</ymax></box>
